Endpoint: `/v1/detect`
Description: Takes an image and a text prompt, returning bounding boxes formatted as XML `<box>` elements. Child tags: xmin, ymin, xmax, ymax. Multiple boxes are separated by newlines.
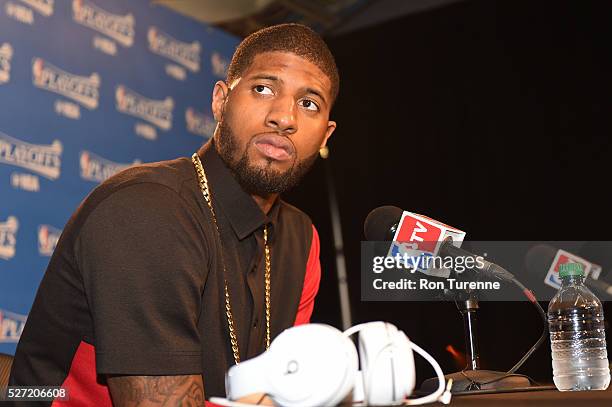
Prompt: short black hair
<box><xmin>227</xmin><ymin>23</ymin><xmax>340</xmax><ymax>105</ymax></box>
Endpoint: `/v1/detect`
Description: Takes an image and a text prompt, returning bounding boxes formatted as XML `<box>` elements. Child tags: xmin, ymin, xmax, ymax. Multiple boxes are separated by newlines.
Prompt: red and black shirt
<box><xmin>9</xmin><ymin>141</ymin><xmax>321</xmax><ymax>405</ymax></box>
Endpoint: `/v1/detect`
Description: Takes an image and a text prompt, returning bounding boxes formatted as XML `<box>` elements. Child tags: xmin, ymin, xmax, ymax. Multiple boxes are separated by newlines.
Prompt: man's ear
<box><xmin>212</xmin><ymin>81</ymin><xmax>230</xmax><ymax>122</ymax></box>
<box><xmin>320</xmin><ymin>120</ymin><xmax>337</xmax><ymax>149</ymax></box>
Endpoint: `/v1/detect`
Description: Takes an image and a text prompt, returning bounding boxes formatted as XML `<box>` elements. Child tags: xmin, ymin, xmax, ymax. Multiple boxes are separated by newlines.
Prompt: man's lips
<box><xmin>252</xmin><ymin>134</ymin><xmax>295</xmax><ymax>162</ymax></box>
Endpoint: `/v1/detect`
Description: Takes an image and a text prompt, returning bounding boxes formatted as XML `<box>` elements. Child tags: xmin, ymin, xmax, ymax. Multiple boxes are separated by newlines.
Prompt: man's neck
<box><xmin>251</xmin><ymin>193</ymin><xmax>278</xmax><ymax>215</ymax></box>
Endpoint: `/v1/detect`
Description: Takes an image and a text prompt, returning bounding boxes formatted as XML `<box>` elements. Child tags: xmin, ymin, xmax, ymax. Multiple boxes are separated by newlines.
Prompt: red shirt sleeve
<box><xmin>293</xmin><ymin>225</ymin><xmax>322</xmax><ymax>326</ymax></box>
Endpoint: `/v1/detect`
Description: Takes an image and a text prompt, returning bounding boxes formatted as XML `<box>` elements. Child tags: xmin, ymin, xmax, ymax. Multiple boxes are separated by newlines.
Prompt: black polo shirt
<box><xmin>9</xmin><ymin>141</ymin><xmax>320</xmax><ymax>404</ymax></box>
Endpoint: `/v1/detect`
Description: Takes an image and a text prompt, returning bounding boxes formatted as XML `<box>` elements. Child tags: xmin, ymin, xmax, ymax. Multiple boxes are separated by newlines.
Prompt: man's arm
<box><xmin>107</xmin><ymin>375</ymin><xmax>204</xmax><ymax>407</ymax></box>
<box><xmin>294</xmin><ymin>225</ymin><xmax>321</xmax><ymax>326</ymax></box>
<box><xmin>76</xmin><ymin>185</ymin><xmax>207</xmax><ymax>399</ymax></box>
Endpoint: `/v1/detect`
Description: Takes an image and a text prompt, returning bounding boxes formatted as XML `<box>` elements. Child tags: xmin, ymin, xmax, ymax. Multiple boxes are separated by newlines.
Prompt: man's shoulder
<box><xmin>70</xmin><ymin>156</ymin><xmax>197</xmax><ymax>231</ymax></box>
<box><xmin>102</xmin><ymin>156</ymin><xmax>193</xmax><ymax>194</ymax></box>
<box><xmin>278</xmin><ymin>200</ymin><xmax>312</xmax><ymax>224</ymax></box>
<box><xmin>277</xmin><ymin>200</ymin><xmax>315</xmax><ymax>243</ymax></box>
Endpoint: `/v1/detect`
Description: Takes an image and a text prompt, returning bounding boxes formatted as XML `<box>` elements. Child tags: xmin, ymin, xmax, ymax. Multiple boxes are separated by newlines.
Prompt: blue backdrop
<box><xmin>0</xmin><ymin>0</ymin><xmax>239</xmax><ymax>354</ymax></box>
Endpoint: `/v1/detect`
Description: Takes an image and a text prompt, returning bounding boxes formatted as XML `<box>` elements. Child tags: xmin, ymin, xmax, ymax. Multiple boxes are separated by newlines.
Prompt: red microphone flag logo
<box><xmin>395</xmin><ymin>215</ymin><xmax>443</xmax><ymax>254</ymax></box>
<box><xmin>393</xmin><ymin>212</ymin><xmax>465</xmax><ymax>255</ymax></box>
<box><xmin>388</xmin><ymin>211</ymin><xmax>466</xmax><ymax>276</ymax></box>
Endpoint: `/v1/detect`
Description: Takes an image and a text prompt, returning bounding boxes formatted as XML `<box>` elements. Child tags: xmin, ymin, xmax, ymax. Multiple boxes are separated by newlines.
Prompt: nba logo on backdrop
<box><xmin>0</xmin><ymin>309</ymin><xmax>27</xmax><ymax>342</ymax></box>
<box><xmin>72</xmin><ymin>0</ymin><xmax>135</xmax><ymax>48</ymax></box>
<box><xmin>0</xmin><ymin>43</ymin><xmax>13</xmax><ymax>85</ymax></box>
<box><xmin>0</xmin><ymin>131</ymin><xmax>62</xmax><ymax>180</ymax></box>
<box><xmin>11</xmin><ymin>172</ymin><xmax>40</xmax><ymax>192</ymax></box>
<box><xmin>0</xmin><ymin>216</ymin><xmax>19</xmax><ymax>261</ymax></box>
<box><xmin>38</xmin><ymin>224</ymin><xmax>61</xmax><ymax>256</ymax></box>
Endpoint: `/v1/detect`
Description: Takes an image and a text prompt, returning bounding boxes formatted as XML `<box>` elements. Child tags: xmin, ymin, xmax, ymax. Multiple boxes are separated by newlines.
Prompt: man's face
<box><xmin>212</xmin><ymin>51</ymin><xmax>336</xmax><ymax>195</ymax></box>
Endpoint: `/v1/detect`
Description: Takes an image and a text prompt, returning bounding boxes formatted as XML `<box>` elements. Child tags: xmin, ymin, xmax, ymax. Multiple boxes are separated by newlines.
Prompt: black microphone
<box><xmin>364</xmin><ymin>206</ymin><xmax>515</xmax><ymax>282</ymax></box>
<box><xmin>580</xmin><ymin>241</ymin><xmax>612</xmax><ymax>281</ymax></box>
<box><xmin>363</xmin><ymin>205</ymin><xmax>403</xmax><ymax>241</ymax></box>
<box><xmin>525</xmin><ymin>244</ymin><xmax>612</xmax><ymax>298</ymax></box>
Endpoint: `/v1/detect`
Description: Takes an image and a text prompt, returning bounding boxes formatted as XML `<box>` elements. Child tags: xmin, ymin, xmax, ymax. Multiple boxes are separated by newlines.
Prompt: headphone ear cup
<box><xmin>393</xmin><ymin>331</ymin><xmax>416</xmax><ymax>399</ymax></box>
<box><xmin>357</xmin><ymin>322</ymin><xmax>415</xmax><ymax>406</ymax></box>
<box><xmin>262</xmin><ymin>324</ymin><xmax>358</xmax><ymax>407</ymax></box>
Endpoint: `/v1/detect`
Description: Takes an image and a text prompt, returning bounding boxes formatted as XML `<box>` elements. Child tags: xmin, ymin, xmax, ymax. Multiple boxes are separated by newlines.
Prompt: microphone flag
<box><xmin>389</xmin><ymin>211</ymin><xmax>466</xmax><ymax>277</ymax></box>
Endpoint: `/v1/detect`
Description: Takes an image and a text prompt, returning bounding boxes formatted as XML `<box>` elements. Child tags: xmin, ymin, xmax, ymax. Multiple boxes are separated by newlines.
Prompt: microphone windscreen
<box><xmin>525</xmin><ymin>244</ymin><xmax>557</xmax><ymax>275</ymax></box>
<box><xmin>364</xmin><ymin>206</ymin><xmax>403</xmax><ymax>241</ymax></box>
<box><xmin>580</xmin><ymin>241</ymin><xmax>612</xmax><ymax>268</ymax></box>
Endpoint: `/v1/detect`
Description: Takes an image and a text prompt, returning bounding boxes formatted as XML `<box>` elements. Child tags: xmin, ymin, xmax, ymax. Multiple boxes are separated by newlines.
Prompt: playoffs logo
<box><xmin>0</xmin><ymin>131</ymin><xmax>62</xmax><ymax>180</ymax></box>
<box><xmin>38</xmin><ymin>224</ymin><xmax>61</xmax><ymax>256</ymax></box>
<box><xmin>115</xmin><ymin>85</ymin><xmax>174</xmax><ymax>131</ymax></box>
<box><xmin>32</xmin><ymin>58</ymin><xmax>100</xmax><ymax>109</ymax></box>
<box><xmin>72</xmin><ymin>0</ymin><xmax>135</xmax><ymax>48</ymax></box>
<box><xmin>185</xmin><ymin>108</ymin><xmax>215</xmax><ymax>138</ymax></box>
<box><xmin>0</xmin><ymin>309</ymin><xmax>27</xmax><ymax>343</ymax></box>
<box><xmin>19</xmin><ymin>0</ymin><xmax>54</xmax><ymax>16</ymax></box>
<box><xmin>148</xmin><ymin>27</ymin><xmax>201</xmax><ymax>73</ymax></box>
<box><xmin>0</xmin><ymin>216</ymin><xmax>18</xmax><ymax>260</ymax></box>
<box><xmin>80</xmin><ymin>150</ymin><xmax>141</xmax><ymax>183</ymax></box>
<box><xmin>0</xmin><ymin>43</ymin><xmax>13</xmax><ymax>85</ymax></box>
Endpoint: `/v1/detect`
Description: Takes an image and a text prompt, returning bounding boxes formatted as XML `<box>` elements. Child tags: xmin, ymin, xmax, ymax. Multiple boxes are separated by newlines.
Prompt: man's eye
<box><xmin>299</xmin><ymin>99</ymin><xmax>319</xmax><ymax>112</ymax></box>
<box><xmin>254</xmin><ymin>85</ymin><xmax>273</xmax><ymax>95</ymax></box>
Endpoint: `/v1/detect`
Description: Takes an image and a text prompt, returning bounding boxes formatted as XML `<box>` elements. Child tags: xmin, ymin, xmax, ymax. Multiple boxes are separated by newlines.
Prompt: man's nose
<box><xmin>265</xmin><ymin>96</ymin><xmax>297</xmax><ymax>134</ymax></box>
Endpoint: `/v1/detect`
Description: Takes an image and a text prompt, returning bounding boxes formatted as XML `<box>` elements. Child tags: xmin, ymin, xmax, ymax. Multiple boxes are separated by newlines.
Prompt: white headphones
<box><xmin>347</xmin><ymin>321</ymin><xmax>416</xmax><ymax>405</ymax></box>
<box><xmin>210</xmin><ymin>322</ymin><xmax>450</xmax><ymax>407</ymax></box>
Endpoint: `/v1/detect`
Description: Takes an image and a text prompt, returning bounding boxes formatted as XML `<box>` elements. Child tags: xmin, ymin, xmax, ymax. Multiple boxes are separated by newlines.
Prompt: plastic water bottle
<box><xmin>548</xmin><ymin>262</ymin><xmax>610</xmax><ymax>391</ymax></box>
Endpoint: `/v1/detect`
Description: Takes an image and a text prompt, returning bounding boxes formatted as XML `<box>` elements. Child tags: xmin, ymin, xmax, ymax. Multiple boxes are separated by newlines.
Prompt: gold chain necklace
<box><xmin>192</xmin><ymin>153</ymin><xmax>271</xmax><ymax>365</ymax></box>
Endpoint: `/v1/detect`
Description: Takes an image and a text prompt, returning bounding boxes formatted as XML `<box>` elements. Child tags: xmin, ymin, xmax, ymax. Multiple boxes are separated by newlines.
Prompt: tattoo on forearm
<box><xmin>107</xmin><ymin>374</ymin><xmax>205</xmax><ymax>406</ymax></box>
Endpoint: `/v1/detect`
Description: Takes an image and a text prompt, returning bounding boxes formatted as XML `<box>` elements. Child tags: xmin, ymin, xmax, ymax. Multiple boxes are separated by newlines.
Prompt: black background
<box><xmin>284</xmin><ymin>0</ymin><xmax>612</xmax><ymax>386</ymax></box>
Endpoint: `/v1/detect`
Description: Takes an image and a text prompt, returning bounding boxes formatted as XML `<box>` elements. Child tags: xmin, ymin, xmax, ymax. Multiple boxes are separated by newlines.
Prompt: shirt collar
<box><xmin>197</xmin><ymin>140</ymin><xmax>280</xmax><ymax>241</ymax></box>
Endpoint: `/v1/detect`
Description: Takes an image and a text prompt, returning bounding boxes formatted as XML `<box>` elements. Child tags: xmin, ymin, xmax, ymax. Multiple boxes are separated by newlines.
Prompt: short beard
<box><xmin>215</xmin><ymin>117</ymin><xmax>319</xmax><ymax>196</ymax></box>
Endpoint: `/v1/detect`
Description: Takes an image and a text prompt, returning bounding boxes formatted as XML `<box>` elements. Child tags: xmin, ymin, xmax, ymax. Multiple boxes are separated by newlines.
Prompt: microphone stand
<box><xmin>459</xmin><ymin>291</ymin><xmax>481</xmax><ymax>371</ymax></box>
<box><xmin>421</xmin><ymin>288</ymin><xmax>533</xmax><ymax>393</ymax></box>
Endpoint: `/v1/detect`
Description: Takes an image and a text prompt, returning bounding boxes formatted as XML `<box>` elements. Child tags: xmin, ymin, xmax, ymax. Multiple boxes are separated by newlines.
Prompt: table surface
<box><xmin>431</xmin><ymin>385</ymin><xmax>612</xmax><ymax>406</ymax></box>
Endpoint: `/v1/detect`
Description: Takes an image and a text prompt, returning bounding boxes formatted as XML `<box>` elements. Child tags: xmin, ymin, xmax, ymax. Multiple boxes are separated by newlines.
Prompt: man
<box><xmin>9</xmin><ymin>23</ymin><xmax>338</xmax><ymax>405</ymax></box>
